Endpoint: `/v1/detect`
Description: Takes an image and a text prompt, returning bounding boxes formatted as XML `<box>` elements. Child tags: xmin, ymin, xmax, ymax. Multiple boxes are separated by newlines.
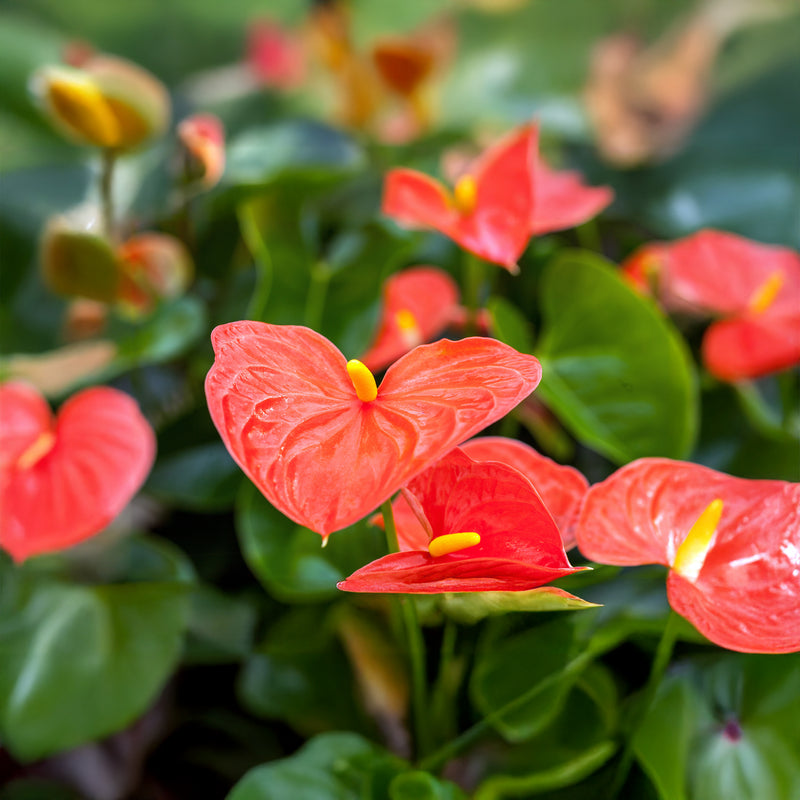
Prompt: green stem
<box><xmin>420</xmin><ymin>649</ymin><xmax>596</xmax><ymax>773</ymax></box>
<box><xmin>463</xmin><ymin>250</ymin><xmax>486</xmax><ymax>336</ymax></box>
<box><xmin>610</xmin><ymin>610</ymin><xmax>681</xmax><ymax>795</ymax></box>
<box><xmin>431</xmin><ymin>618</ymin><xmax>460</xmax><ymax>744</ymax></box>
<box><xmin>237</xmin><ymin>204</ymin><xmax>273</xmax><ymax>321</ymax></box>
<box><xmin>575</xmin><ymin>218</ymin><xmax>602</xmax><ymax>252</ymax></box>
<box><xmin>381</xmin><ymin>499</ymin><xmax>431</xmax><ymax>761</ymax></box>
<box><xmin>100</xmin><ymin>149</ymin><xmax>117</xmax><ymax>241</ymax></box>
<box><xmin>305</xmin><ymin>261</ymin><xmax>331</xmax><ymax>332</ymax></box>
<box><xmin>733</xmin><ymin>381</ymin><xmax>786</xmax><ymax>440</ymax></box>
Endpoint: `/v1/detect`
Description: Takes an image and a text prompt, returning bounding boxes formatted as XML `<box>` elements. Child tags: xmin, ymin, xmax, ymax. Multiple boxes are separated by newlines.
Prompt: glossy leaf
<box><xmin>536</xmin><ymin>250</ymin><xmax>697</xmax><ymax>463</ymax></box>
<box><xmin>206</xmin><ymin>322</ymin><xmax>542</xmax><ymax>536</ymax></box>
<box><xmin>0</xmin><ymin>542</ymin><xmax>191</xmax><ymax>760</ymax></box>
<box><xmin>634</xmin><ymin>653</ymin><xmax>800</xmax><ymax>800</ymax></box>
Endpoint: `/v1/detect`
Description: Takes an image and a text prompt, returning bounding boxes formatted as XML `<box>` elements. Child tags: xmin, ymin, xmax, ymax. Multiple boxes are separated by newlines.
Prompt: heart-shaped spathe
<box><xmin>205</xmin><ymin>322</ymin><xmax>542</xmax><ymax>537</ymax></box>
<box><xmin>0</xmin><ymin>382</ymin><xmax>156</xmax><ymax>561</ymax></box>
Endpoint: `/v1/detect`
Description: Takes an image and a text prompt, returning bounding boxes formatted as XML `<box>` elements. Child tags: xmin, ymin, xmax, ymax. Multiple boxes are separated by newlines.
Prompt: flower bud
<box><xmin>32</xmin><ymin>55</ymin><xmax>170</xmax><ymax>151</ymax></box>
<box><xmin>177</xmin><ymin>113</ymin><xmax>226</xmax><ymax>188</ymax></box>
<box><xmin>116</xmin><ymin>233</ymin><xmax>193</xmax><ymax>316</ymax></box>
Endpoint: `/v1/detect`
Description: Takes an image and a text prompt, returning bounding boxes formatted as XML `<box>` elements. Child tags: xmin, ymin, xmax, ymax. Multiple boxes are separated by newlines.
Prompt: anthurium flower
<box><xmin>246</xmin><ymin>18</ymin><xmax>307</xmax><ymax>91</ymax></box>
<box><xmin>375</xmin><ymin>436</ymin><xmax>588</xmax><ymax>551</ymax></box>
<box><xmin>338</xmin><ymin>448</ymin><xmax>584</xmax><ymax>593</ymax></box>
<box><xmin>622</xmin><ymin>229</ymin><xmax>800</xmax><ymax>380</ymax></box>
<box><xmin>0</xmin><ymin>382</ymin><xmax>156</xmax><ymax>562</ymax></box>
<box><xmin>575</xmin><ymin>458</ymin><xmax>800</xmax><ymax>653</ymax></box>
<box><xmin>382</xmin><ymin>125</ymin><xmax>537</xmax><ymax>272</ymax></box>
<box><xmin>177</xmin><ymin>113</ymin><xmax>226</xmax><ymax>188</ymax></box>
<box><xmin>531</xmin><ymin>158</ymin><xmax>614</xmax><ymax>235</ymax></box>
<box><xmin>32</xmin><ymin>55</ymin><xmax>170</xmax><ymax>151</ymax></box>
<box><xmin>116</xmin><ymin>233</ymin><xmax>194</xmax><ymax>317</ymax></box>
<box><xmin>205</xmin><ymin>322</ymin><xmax>542</xmax><ymax>538</ymax></box>
<box><xmin>360</xmin><ymin>267</ymin><xmax>460</xmax><ymax>372</ymax></box>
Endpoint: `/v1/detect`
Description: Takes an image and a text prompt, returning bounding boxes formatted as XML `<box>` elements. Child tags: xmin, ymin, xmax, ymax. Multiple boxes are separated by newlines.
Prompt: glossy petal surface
<box><xmin>205</xmin><ymin>322</ymin><xmax>542</xmax><ymax>536</ymax></box>
<box><xmin>576</xmin><ymin>458</ymin><xmax>800</xmax><ymax>653</ymax></box>
<box><xmin>339</xmin><ymin>449</ymin><xmax>580</xmax><ymax>593</ymax></box>
<box><xmin>383</xmin><ymin>126</ymin><xmax>536</xmax><ymax>270</ymax></box>
<box><xmin>0</xmin><ymin>383</ymin><xmax>156</xmax><ymax>561</ymax></box>
<box><xmin>361</xmin><ymin>266</ymin><xmax>460</xmax><ymax>372</ymax></box>
<box><xmin>461</xmin><ymin>436</ymin><xmax>589</xmax><ymax>548</ymax></box>
<box><xmin>530</xmin><ymin>160</ymin><xmax>613</xmax><ymax>235</ymax></box>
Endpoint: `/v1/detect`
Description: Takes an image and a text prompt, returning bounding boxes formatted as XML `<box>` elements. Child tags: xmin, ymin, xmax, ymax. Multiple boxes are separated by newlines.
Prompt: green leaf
<box><xmin>487</xmin><ymin>296</ymin><xmax>536</xmax><ymax>355</ymax></box>
<box><xmin>238</xmin><ymin>607</ymin><xmax>363</xmax><ymax>735</ymax></box>
<box><xmin>146</xmin><ymin>442</ymin><xmax>242</xmax><ymax>511</ymax></box>
<box><xmin>227</xmin><ymin>731</ymin><xmax>464</xmax><ymax>800</ymax></box>
<box><xmin>441</xmin><ymin>587</ymin><xmax>599</xmax><ymax>625</ymax></box>
<box><xmin>236</xmin><ymin>482</ymin><xmax>385</xmax><ymax>603</ymax></box>
<box><xmin>224</xmin><ymin>120</ymin><xmax>364</xmax><ymax>188</ymax></box>
<box><xmin>536</xmin><ymin>250</ymin><xmax>697</xmax><ymax>464</ymax></box>
<box><xmin>634</xmin><ymin>653</ymin><xmax>800</xmax><ymax>800</ymax></box>
<box><xmin>471</xmin><ymin>617</ymin><xmax>587</xmax><ymax>742</ymax></box>
<box><xmin>0</xmin><ymin>540</ymin><xmax>192</xmax><ymax>761</ymax></box>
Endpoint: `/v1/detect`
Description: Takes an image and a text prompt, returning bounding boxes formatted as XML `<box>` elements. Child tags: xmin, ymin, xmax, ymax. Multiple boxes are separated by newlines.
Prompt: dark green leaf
<box><xmin>536</xmin><ymin>250</ymin><xmax>697</xmax><ymax>463</ymax></box>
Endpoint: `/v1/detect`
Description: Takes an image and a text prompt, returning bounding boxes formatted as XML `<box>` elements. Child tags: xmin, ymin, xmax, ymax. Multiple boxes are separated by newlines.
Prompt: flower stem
<box><xmin>420</xmin><ymin>649</ymin><xmax>596</xmax><ymax>773</ymax></box>
<box><xmin>381</xmin><ymin>499</ymin><xmax>431</xmax><ymax>760</ymax></box>
<box><xmin>610</xmin><ymin>609</ymin><xmax>681</xmax><ymax>795</ymax></box>
<box><xmin>237</xmin><ymin>203</ymin><xmax>273</xmax><ymax>321</ymax></box>
<box><xmin>463</xmin><ymin>250</ymin><xmax>486</xmax><ymax>336</ymax></box>
<box><xmin>100</xmin><ymin>148</ymin><xmax>117</xmax><ymax>242</ymax></box>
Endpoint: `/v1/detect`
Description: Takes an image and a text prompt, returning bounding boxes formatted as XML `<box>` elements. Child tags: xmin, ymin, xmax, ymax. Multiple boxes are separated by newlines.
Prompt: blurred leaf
<box><xmin>235</xmin><ymin>482</ymin><xmax>386</xmax><ymax>603</ymax></box>
<box><xmin>238</xmin><ymin>607</ymin><xmax>364</xmax><ymax>735</ymax></box>
<box><xmin>0</xmin><ymin>539</ymin><xmax>192</xmax><ymax>761</ymax></box>
<box><xmin>184</xmin><ymin>584</ymin><xmax>257</xmax><ymax>664</ymax></box>
<box><xmin>228</xmin><ymin>731</ymin><xmax>464</xmax><ymax>800</ymax></box>
<box><xmin>442</xmin><ymin>587</ymin><xmax>599</xmax><ymax>625</ymax></box>
<box><xmin>471</xmin><ymin>617</ymin><xmax>587</xmax><ymax>742</ymax></box>
<box><xmin>634</xmin><ymin>653</ymin><xmax>800</xmax><ymax>800</ymax></box>
<box><xmin>0</xmin><ymin>780</ymin><xmax>81</xmax><ymax>800</ymax></box>
<box><xmin>224</xmin><ymin>120</ymin><xmax>364</xmax><ymax>188</ymax></box>
<box><xmin>536</xmin><ymin>250</ymin><xmax>698</xmax><ymax>464</ymax></box>
<box><xmin>146</xmin><ymin>442</ymin><xmax>242</xmax><ymax>511</ymax></box>
<box><xmin>487</xmin><ymin>296</ymin><xmax>536</xmax><ymax>355</ymax></box>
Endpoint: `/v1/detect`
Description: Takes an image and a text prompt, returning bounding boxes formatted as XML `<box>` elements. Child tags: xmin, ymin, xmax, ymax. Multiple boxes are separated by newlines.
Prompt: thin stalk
<box><xmin>463</xmin><ymin>250</ymin><xmax>486</xmax><ymax>336</ymax></box>
<box><xmin>100</xmin><ymin>149</ymin><xmax>117</xmax><ymax>241</ymax></box>
<box><xmin>381</xmin><ymin>499</ymin><xmax>431</xmax><ymax>760</ymax></box>
<box><xmin>431</xmin><ymin>617</ymin><xmax>459</xmax><ymax>743</ymax></box>
<box><xmin>237</xmin><ymin>204</ymin><xmax>273</xmax><ymax>321</ymax></box>
<box><xmin>419</xmin><ymin>649</ymin><xmax>596</xmax><ymax>773</ymax></box>
<box><xmin>734</xmin><ymin>381</ymin><xmax>786</xmax><ymax>439</ymax></box>
<box><xmin>305</xmin><ymin>261</ymin><xmax>331</xmax><ymax>332</ymax></box>
<box><xmin>610</xmin><ymin>610</ymin><xmax>682</xmax><ymax>795</ymax></box>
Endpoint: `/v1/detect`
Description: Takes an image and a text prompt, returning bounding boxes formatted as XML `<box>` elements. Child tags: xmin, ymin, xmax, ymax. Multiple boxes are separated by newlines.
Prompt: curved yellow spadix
<box><xmin>428</xmin><ymin>531</ymin><xmax>481</xmax><ymax>557</ymax></box>
<box><xmin>672</xmin><ymin>498</ymin><xmax>723</xmax><ymax>583</ymax></box>
<box><xmin>346</xmin><ymin>359</ymin><xmax>378</xmax><ymax>402</ymax></box>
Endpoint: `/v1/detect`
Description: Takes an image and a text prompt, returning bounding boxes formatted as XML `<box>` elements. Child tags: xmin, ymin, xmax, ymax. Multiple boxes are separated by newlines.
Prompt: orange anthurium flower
<box><xmin>622</xmin><ymin>229</ymin><xmax>800</xmax><ymax>381</ymax></box>
<box><xmin>361</xmin><ymin>267</ymin><xmax>460</xmax><ymax>372</ymax></box>
<box><xmin>576</xmin><ymin>458</ymin><xmax>800</xmax><ymax>654</ymax></box>
<box><xmin>338</xmin><ymin>448</ymin><xmax>584</xmax><ymax>593</ymax></box>
<box><xmin>205</xmin><ymin>322</ymin><xmax>542</xmax><ymax>538</ymax></box>
<box><xmin>0</xmin><ymin>382</ymin><xmax>156</xmax><ymax>562</ymax></box>
<box><xmin>530</xmin><ymin>158</ymin><xmax>614</xmax><ymax>235</ymax></box>
<box><xmin>382</xmin><ymin>125</ymin><xmax>537</xmax><ymax>273</ymax></box>
<box><xmin>177</xmin><ymin>113</ymin><xmax>226</xmax><ymax>188</ymax></box>
<box><xmin>375</xmin><ymin>436</ymin><xmax>588</xmax><ymax>551</ymax></box>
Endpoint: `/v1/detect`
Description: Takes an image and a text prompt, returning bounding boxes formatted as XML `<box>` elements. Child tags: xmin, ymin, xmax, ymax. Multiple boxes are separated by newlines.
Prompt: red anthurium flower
<box><xmin>382</xmin><ymin>125</ymin><xmax>537</xmax><ymax>273</ymax></box>
<box><xmin>374</xmin><ymin>436</ymin><xmax>588</xmax><ymax>551</ymax></box>
<box><xmin>0</xmin><ymin>382</ymin><xmax>156</xmax><ymax>562</ymax></box>
<box><xmin>246</xmin><ymin>18</ymin><xmax>306</xmax><ymax>91</ymax></box>
<box><xmin>338</xmin><ymin>448</ymin><xmax>584</xmax><ymax>593</ymax></box>
<box><xmin>576</xmin><ymin>458</ymin><xmax>800</xmax><ymax>653</ymax></box>
<box><xmin>205</xmin><ymin>322</ymin><xmax>542</xmax><ymax>538</ymax></box>
<box><xmin>361</xmin><ymin>266</ymin><xmax>460</xmax><ymax>372</ymax></box>
<box><xmin>530</xmin><ymin>158</ymin><xmax>614</xmax><ymax>235</ymax></box>
<box><xmin>622</xmin><ymin>229</ymin><xmax>800</xmax><ymax>380</ymax></box>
